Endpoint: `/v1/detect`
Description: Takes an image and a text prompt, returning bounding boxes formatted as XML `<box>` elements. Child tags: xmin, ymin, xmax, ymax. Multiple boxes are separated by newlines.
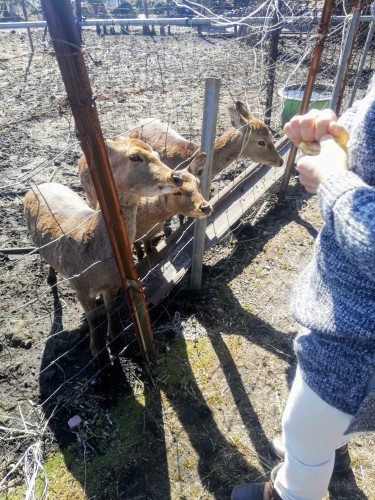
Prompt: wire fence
<box><xmin>0</xmin><ymin>0</ymin><xmax>374</xmax><ymax>497</ymax></box>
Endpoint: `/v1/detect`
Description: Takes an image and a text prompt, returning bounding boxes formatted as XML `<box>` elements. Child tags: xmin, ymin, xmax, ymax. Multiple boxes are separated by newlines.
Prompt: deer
<box><xmin>133</xmin><ymin>154</ymin><xmax>212</xmax><ymax>260</ymax></box>
<box><xmin>79</xmin><ymin>101</ymin><xmax>282</xmax><ymax>259</ymax></box>
<box><xmin>79</xmin><ymin>145</ymin><xmax>212</xmax><ymax>260</ymax></box>
<box><xmin>129</xmin><ymin>101</ymin><xmax>284</xmax><ymax>177</ymax></box>
<box><xmin>24</xmin><ymin>138</ymin><xmax>186</xmax><ymax>363</ymax></box>
<box><xmin>130</xmin><ymin>100</ymin><xmax>283</xmax><ymax>249</ymax></box>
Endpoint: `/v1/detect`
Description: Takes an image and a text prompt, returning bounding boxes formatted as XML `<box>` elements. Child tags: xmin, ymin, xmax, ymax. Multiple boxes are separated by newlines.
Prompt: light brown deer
<box><xmin>133</xmin><ymin>154</ymin><xmax>212</xmax><ymax>260</ymax></box>
<box><xmin>79</xmin><ymin>147</ymin><xmax>212</xmax><ymax>260</ymax></box>
<box><xmin>129</xmin><ymin>100</ymin><xmax>284</xmax><ymax>176</ymax></box>
<box><xmin>24</xmin><ymin>138</ymin><xmax>184</xmax><ymax>362</ymax></box>
<box><xmin>79</xmin><ymin>101</ymin><xmax>282</xmax><ymax>259</ymax></box>
<box><xmin>130</xmin><ymin>100</ymin><xmax>283</xmax><ymax>252</ymax></box>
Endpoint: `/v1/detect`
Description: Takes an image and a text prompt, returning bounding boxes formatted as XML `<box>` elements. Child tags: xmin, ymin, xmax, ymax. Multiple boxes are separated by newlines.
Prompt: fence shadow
<box><xmin>37</xmin><ymin>182</ymin><xmax>366</xmax><ymax>499</ymax></box>
<box><xmin>156</xmin><ymin>182</ymin><xmax>366</xmax><ymax>499</ymax></box>
<box><xmin>38</xmin><ymin>270</ymin><xmax>263</xmax><ymax>498</ymax></box>
<box><xmin>36</xmin><ymin>182</ymin><xmax>303</xmax><ymax>497</ymax></box>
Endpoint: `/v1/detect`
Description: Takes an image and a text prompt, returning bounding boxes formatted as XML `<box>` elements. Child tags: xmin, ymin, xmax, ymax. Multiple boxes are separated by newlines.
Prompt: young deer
<box><xmin>129</xmin><ymin>100</ymin><xmax>284</xmax><ymax>177</ymax></box>
<box><xmin>25</xmin><ymin>138</ymin><xmax>184</xmax><ymax>361</ymax></box>
<box><xmin>129</xmin><ymin>100</ymin><xmax>283</xmax><ymax>251</ymax></box>
<box><xmin>133</xmin><ymin>154</ymin><xmax>212</xmax><ymax>260</ymax></box>
<box><xmin>79</xmin><ymin>147</ymin><xmax>212</xmax><ymax>260</ymax></box>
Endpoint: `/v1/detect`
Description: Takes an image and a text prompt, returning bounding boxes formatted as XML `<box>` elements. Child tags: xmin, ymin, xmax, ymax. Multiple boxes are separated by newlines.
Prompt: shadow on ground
<box><xmin>38</xmin><ymin>184</ymin><xmax>367</xmax><ymax>499</ymax></box>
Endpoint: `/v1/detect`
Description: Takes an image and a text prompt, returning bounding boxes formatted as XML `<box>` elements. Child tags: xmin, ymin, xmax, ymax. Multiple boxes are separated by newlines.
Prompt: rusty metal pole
<box><xmin>278</xmin><ymin>0</ymin><xmax>335</xmax><ymax>202</ymax></box>
<box><xmin>40</xmin><ymin>0</ymin><xmax>155</xmax><ymax>360</ymax></box>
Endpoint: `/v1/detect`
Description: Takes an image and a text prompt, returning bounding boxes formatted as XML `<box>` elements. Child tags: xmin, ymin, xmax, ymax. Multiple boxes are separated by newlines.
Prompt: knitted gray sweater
<box><xmin>290</xmin><ymin>79</ymin><xmax>375</xmax><ymax>429</ymax></box>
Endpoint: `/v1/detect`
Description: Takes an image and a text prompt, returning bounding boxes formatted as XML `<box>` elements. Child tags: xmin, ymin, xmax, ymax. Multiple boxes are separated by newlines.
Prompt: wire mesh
<box><xmin>0</xmin><ymin>0</ymin><xmax>374</xmax><ymax>497</ymax></box>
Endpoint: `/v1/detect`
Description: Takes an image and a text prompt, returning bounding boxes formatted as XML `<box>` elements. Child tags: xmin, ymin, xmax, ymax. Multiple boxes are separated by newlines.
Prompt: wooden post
<box><xmin>40</xmin><ymin>0</ymin><xmax>155</xmax><ymax>360</ymax></box>
<box><xmin>278</xmin><ymin>0</ymin><xmax>335</xmax><ymax>202</ymax></box>
<box><xmin>190</xmin><ymin>78</ymin><xmax>221</xmax><ymax>290</ymax></box>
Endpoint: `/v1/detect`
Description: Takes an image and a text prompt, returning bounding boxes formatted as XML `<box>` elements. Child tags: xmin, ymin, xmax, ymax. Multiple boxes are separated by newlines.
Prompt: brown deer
<box><xmin>24</xmin><ymin>138</ymin><xmax>184</xmax><ymax>361</ymax></box>
<box><xmin>79</xmin><ymin>101</ymin><xmax>283</xmax><ymax>259</ymax></box>
<box><xmin>79</xmin><ymin>146</ymin><xmax>212</xmax><ymax>260</ymax></box>
<box><xmin>133</xmin><ymin>154</ymin><xmax>212</xmax><ymax>260</ymax></box>
<box><xmin>129</xmin><ymin>101</ymin><xmax>284</xmax><ymax>176</ymax></box>
<box><xmin>130</xmin><ymin>100</ymin><xmax>283</xmax><ymax>250</ymax></box>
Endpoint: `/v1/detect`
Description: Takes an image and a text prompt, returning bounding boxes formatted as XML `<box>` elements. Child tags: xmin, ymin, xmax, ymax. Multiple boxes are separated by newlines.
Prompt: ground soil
<box><xmin>0</xmin><ymin>26</ymin><xmax>374</xmax><ymax>500</ymax></box>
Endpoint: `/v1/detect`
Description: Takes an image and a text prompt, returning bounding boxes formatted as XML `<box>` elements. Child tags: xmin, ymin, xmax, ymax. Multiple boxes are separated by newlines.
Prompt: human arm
<box><xmin>284</xmin><ymin>109</ymin><xmax>375</xmax><ymax>281</ymax></box>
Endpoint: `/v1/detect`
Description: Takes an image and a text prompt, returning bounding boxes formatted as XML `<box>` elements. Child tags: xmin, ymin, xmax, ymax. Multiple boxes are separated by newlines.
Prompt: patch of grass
<box><xmin>242</xmin><ymin>301</ymin><xmax>254</xmax><ymax>313</ymax></box>
<box><xmin>153</xmin><ymin>336</ymin><xmax>195</xmax><ymax>390</ymax></box>
<box><xmin>182</xmin><ymin>457</ymin><xmax>196</xmax><ymax>470</ymax></box>
<box><xmin>6</xmin><ymin>452</ymin><xmax>85</xmax><ymax>500</ymax></box>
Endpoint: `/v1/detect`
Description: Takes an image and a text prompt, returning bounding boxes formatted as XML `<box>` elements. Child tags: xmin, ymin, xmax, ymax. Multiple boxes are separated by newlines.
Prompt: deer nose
<box><xmin>200</xmin><ymin>203</ymin><xmax>212</xmax><ymax>215</ymax></box>
<box><xmin>279</xmin><ymin>158</ymin><xmax>284</xmax><ymax>166</ymax></box>
<box><xmin>172</xmin><ymin>173</ymin><xmax>183</xmax><ymax>187</ymax></box>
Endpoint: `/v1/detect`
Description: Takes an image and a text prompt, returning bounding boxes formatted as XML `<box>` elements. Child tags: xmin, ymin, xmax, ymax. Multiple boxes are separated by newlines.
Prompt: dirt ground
<box><xmin>0</xmin><ymin>26</ymin><xmax>374</xmax><ymax>500</ymax></box>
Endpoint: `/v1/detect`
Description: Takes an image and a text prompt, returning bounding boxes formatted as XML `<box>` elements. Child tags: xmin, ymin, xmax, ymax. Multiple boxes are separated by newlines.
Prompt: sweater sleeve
<box><xmin>318</xmin><ymin>171</ymin><xmax>375</xmax><ymax>282</ymax></box>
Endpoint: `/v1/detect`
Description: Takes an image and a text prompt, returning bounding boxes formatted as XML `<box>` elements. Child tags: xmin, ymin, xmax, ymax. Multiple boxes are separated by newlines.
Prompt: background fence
<box><xmin>0</xmin><ymin>1</ymin><xmax>374</xmax><ymax>498</ymax></box>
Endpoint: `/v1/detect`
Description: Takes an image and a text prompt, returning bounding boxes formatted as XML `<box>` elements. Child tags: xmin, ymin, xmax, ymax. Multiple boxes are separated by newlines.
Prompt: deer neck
<box><xmin>211</xmin><ymin>127</ymin><xmax>245</xmax><ymax>176</ymax></box>
<box><xmin>115</xmin><ymin>193</ymin><xmax>138</xmax><ymax>245</ymax></box>
<box><xmin>143</xmin><ymin>195</ymin><xmax>175</xmax><ymax>225</ymax></box>
<box><xmin>93</xmin><ymin>193</ymin><xmax>139</xmax><ymax>248</ymax></box>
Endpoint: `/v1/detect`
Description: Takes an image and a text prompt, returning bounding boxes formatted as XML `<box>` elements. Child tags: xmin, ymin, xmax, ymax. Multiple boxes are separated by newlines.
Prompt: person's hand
<box><xmin>284</xmin><ymin>108</ymin><xmax>339</xmax><ymax>145</ymax></box>
<box><xmin>296</xmin><ymin>134</ymin><xmax>348</xmax><ymax>193</ymax></box>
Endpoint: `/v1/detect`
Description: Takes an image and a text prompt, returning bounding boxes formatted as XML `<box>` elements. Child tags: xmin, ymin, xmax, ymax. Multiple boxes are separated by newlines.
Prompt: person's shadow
<box><xmin>329</xmin><ymin>470</ymin><xmax>368</xmax><ymax>500</ymax></box>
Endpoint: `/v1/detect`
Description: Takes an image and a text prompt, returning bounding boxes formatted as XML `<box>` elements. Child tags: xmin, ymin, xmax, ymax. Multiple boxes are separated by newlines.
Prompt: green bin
<box><xmin>278</xmin><ymin>84</ymin><xmax>333</xmax><ymax>126</ymax></box>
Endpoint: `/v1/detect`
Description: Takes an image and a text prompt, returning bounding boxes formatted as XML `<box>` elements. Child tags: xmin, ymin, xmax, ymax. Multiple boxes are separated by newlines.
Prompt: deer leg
<box><xmin>134</xmin><ymin>240</ymin><xmax>145</xmax><ymax>261</ymax></box>
<box><xmin>163</xmin><ymin>217</ymin><xmax>173</xmax><ymax>236</ymax></box>
<box><xmin>145</xmin><ymin>237</ymin><xmax>153</xmax><ymax>255</ymax></box>
<box><xmin>47</xmin><ymin>266</ymin><xmax>57</xmax><ymax>287</ymax></box>
<box><xmin>76</xmin><ymin>292</ymin><xmax>108</xmax><ymax>362</ymax></box>
<box><xmin>104</xmin><ymin>289</ymin><xmax>124</xmax><ymax>357</ymax></box>
<box><xmin>178</xmin><ymin>214</ymin><xmax>185</xmax><ymax>226</ymax></box>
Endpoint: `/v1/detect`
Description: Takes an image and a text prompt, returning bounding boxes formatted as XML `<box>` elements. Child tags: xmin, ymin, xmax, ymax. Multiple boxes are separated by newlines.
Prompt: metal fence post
<box><xmin>20</xmin><ymin>0</ymin><xmax>34</xmax><ymax>53</ymax></box>
<box><xmin>348</xmin><ymin>2</ymin><xmax>375</xmax><ymax>107</ymax></box>
<box><xmin>264</xmin><ymin>0</ymin><xmax>282</xmax><ymax>126</ymax></box>
<box><xmin>190</xmin><ymin>78</ymin><xmax>221</xmax><ymax>290</ymax></box>
<box><xmin>330</xmin><ymin>0</ymin><xmax>362</xmax><ymax>114</ymax></box>
<box><xmin>278</xmin><ymin>0</ymin><xmax>335</xmax><ymax>202</ymax></box>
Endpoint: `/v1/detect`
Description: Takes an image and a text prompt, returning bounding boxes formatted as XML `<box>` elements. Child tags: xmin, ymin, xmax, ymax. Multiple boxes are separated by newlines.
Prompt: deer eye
<box><xmin>130</xmin><ymin>154</ymin><xmax>142</xmax><ymax>162</ymax></box>
<box><xmin>258</xmin><ymin>140</ymin><xmax>266</xmax><ymax>147</ymax></box>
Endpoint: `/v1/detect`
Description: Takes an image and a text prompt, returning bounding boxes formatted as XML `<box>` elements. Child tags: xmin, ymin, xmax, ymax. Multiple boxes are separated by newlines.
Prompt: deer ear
<box><xmin>187</xmin><ymin>152</ymin><xmax>206</xmax><ymax>177</ymax></box>
<box><xmin>235</xmin><ymin>101</ymin><xmax>252</xmax><ymax>119</ymax></box>
<box><xmin>228</xmin><ymin>104</ymin><xmax>248</xmax><ymax>129</ymax></box>
<box><xmin>106</xmin><ymin>138</ymin><xmax>131</xmax><ymax>169</ymax></box>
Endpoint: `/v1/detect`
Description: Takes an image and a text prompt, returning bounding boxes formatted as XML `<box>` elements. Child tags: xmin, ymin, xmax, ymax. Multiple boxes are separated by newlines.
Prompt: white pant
<box><xmin>274</xmin><ymin>367</ymin><xmax>356</xmax><ymax>500</ymax></box>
